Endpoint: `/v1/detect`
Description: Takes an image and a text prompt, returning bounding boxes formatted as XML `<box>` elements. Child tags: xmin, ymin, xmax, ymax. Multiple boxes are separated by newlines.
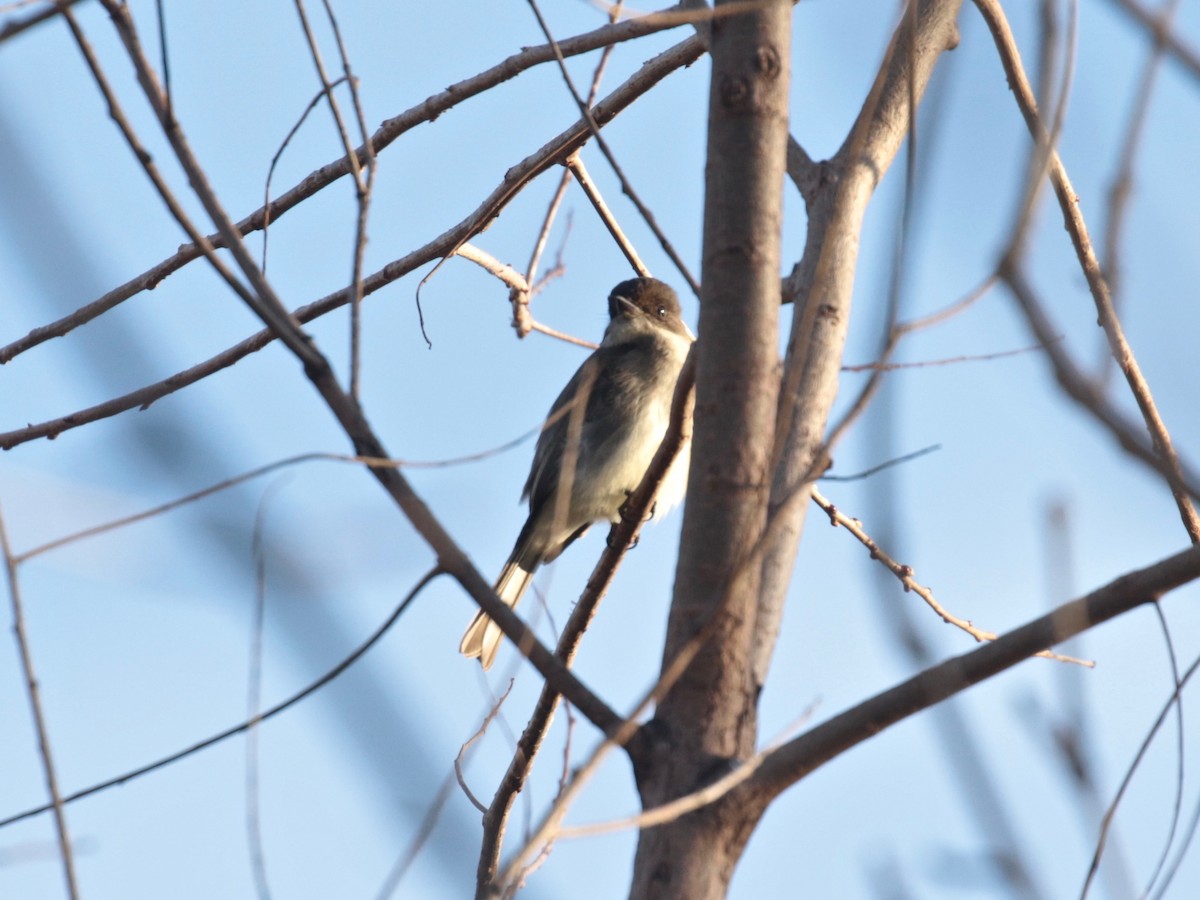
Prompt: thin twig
<box><xmin>1082</xmin><ymin>645</ymin><xmax>1200</xmax><ymax>898</ymax></box>
<box><xmin>526</xmin><ymin>0</ymin><xmax>700</xmax><ymax>295</ymax></box>
<box><xmin>292</xmin><ymin>0</ymin><xmax>363</xmax><ymax>192</ymax></box>
<box><xmin>154</xmin><ymin>0</ymin><xmax>171</xmax><ymax>121</ymax></box>
<box><xmin>585</xmin><ymin>0</ymin><xmax>626</xmax><ymax>108</ymax></box>
<box><xmin>1136</xmin><ymin>604</ymin><xmax>1183</xmax><ymax>897</ymax></box>
<box><xmin>293</xmin><ymin>0</ymin><xmax>376</xmax><ymax>399</ymax></box>
<box><xmin>810</xmin><ymin>487</ymin><xmax>1093</xmax><ymax>666</ymax></box>
<box><xmin>525</xmin><ymin>170</ymin><xmax>574</xmax><ymax>295</ymax></box>
<box><xmin>0</xmin><ymin>568</ymin><xmax>444</xmax><ymax>831</ymax></box>
<box><xmin>261</xmin><ymin>76</ymin><xmax>351</xmax><ymax>271</ymax></box>
<box><xmin>840</xmin><ymin>339</ymin><xmax>1051</xmax><ymax>372</ymax></box>
<box><xmin>821</xmin><ymin>444</ymin><xmax>940</xmax><ymax>482</ymax></box>
<box><xmin>1132</xmin><ymin>607</ymin><xmax>1180</xmax><ymax>900</ymax></box>
<box><xmin>455</xmin><ymin>681</ymin><xmax>517</xmax><ymax>815</ymax></box>
<box><xmin>529</xmin><ymin>321</ymin><xmax>599</xmax><ymax>350</ymax></box>
<box><xmin>18</xmin><ymin>437</ymin><xmax>595</xmax><ymax>564</ymax></box>
<box><xmin>0</xmin><ymin>507</ymin><xmax>79</xmax><ymax>897</ymax></box>
<box><xmin>821</xmin><ymin>275</ymin><xmax>1000</xmax><ymax>460</ymax></box>
<box><xmin>529</xmin><ymin>214</ymin><xmax>571</xmax><ymax>298</ymax></box>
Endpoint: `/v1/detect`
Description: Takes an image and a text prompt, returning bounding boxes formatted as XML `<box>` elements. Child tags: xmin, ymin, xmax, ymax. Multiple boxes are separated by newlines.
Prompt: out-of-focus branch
<box><xmin>974</xmin><ymin>0</ymin><xmax>1200</xmax><ymax>545</ymax></box>
<box><xmin>980</xmin><ymin>0</ymin><xmax>1200</xmax><ymax>502</ymax></box>
<box><xmin>1106</xmin><ymin>0</ymin><xmax>1200</xmax><ymax>82</ymax></box>
<box><xmin>1002</xmin><ymin>267</ymin><xmax>1200</xmax><ymax>501</ymax></box>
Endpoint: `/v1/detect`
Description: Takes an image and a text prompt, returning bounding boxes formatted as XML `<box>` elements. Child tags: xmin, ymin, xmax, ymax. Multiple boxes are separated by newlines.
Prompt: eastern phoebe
<box><xmin>459</xmin><ymin>277</ymin><xmax>693</xmax><ymax>669</ymax></box>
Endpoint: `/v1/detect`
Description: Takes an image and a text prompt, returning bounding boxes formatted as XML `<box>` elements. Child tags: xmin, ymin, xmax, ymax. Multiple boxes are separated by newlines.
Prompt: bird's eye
<box><xmin>656</xmin><ymin>305</ymin><xmax>667</xmax><ymax>318</ymax></box>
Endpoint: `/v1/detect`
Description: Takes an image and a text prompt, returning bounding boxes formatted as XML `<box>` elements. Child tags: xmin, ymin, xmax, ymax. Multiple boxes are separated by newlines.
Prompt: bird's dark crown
<box><xmin>607</xmin><ymin>278</ymin><xmax>687</xmax><ymax>338</ymax></box>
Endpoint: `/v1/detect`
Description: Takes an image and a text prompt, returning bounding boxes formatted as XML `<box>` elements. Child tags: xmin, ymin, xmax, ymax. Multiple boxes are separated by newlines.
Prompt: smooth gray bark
<box><xmin>628</xmin><ymin>2</ymin><xmax>792</xmax><ymax>897</ymax></box>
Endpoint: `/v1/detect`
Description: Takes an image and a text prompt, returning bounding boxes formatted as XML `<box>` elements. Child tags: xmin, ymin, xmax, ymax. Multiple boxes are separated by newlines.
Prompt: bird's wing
<box><xmin>521</xmin><ymin>340</ymin><xmax>650</xmax><ymax>515</ymax></box>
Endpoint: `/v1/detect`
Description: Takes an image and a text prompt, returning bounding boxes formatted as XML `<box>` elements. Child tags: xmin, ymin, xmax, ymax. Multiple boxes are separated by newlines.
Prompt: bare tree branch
<box><xmin>811</xmin><ymin>486</ymin><xmax>1091</xmax><ymax>665</ymax></box>
<box><xmin>565</xmin><ymin>153</ymin><xmax>650</xmax><ymax>277</ymax></box>
<box><xmin>1083</xmin><ymin>641</ymin><xmax>1197</xmax><ymax>898</ymax></box>
<box><xmin>0</xmin><ymin>0</ymin><xmax>84</xmax><ymax>44</ymax></box>
<box><xmin>0</xmin><ymin>32</ymin><xmax>705</xmax><ymax>449</ymax></box>
<box><xmin>748</xmin><ymin>544</ymin><xmax>1200</xmax><ymax>802</ymax></box>
<box><xmin>0</xmin><ymin>506</ymin><xmax>80</xmax><ymax>898</ymax></box>
<box><xmin>757</xmin><ymin>0</ymin><xmax>965</xmax><ymax>690</ymax></box>
<box><xmin>0</xmin><ymin>5</ymin><xmax>696</xmax><ymax>366</ymax></box>
<box><xmin>1001</xmin><ymin>268</ymin><xmax>1200</xmax><ymax>501</ymax></box>
<box><xmin>525</xmin><ymin>0</ymin><xmax>700</xmax><ymax>295</ymax></box>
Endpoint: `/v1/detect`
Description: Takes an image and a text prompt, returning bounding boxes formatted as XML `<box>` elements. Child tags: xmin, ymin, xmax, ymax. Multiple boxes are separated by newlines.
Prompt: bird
<box><xmin>459</xmin><ymin>277</ymin><xmax>693</xmax><ymax>669</ymax></box>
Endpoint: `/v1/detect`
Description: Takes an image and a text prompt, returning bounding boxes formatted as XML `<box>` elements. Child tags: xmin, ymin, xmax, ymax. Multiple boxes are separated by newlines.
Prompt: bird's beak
<box><xmin>609</xmin><ymin>294</ymin><xmax>637</xmax><ymax>319</ymax></box>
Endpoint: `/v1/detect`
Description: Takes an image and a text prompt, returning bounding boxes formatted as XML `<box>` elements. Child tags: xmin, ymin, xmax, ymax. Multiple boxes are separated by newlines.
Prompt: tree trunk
<box><xmin>627</xmin><ymin>2</ymin><xmax>792</xmax><ymax>897</ymax></box>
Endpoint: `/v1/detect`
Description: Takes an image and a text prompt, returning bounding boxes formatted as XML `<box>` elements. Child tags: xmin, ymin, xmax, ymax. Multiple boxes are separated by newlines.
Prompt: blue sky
<box><xmin>2</xmin><ymin>1</ymin><xmax>1199</xmax><ymax>898</ymax></box>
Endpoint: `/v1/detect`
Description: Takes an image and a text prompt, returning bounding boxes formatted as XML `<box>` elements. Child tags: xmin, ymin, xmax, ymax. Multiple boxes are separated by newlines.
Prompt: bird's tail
<box><xmin>458</xmin><ymin>560</ymin><xmax>535</xmax><ymax>670</ymax></box>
